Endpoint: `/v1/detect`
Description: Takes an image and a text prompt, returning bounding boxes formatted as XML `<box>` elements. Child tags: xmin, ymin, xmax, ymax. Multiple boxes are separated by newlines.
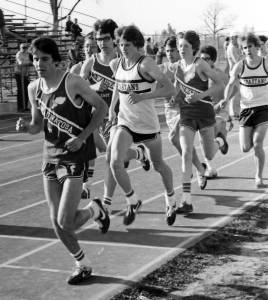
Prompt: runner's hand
<box><xmin>127</xmin><ymin>91</ymin><xmax>141</xmax><ymax>104</ymax></box>
<box><xmin>97</xmin><ymin>80</ymin><xmax>108</xmax><ymax>92</ymax></box>
<box><xmin>65</xmin><ymin>137</ymin><xmax>83</xmax><ymax>152</ymax></box>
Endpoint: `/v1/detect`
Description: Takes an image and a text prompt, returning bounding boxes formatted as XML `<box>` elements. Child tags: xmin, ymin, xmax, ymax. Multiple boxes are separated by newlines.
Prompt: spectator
<box><xmin>65</xmin><ymin>15</ymin><xmax>74</xmax><ymax>34</ymax></box>
<box><xmin>67</xmin><ymin>40</ymin><xmax>83</xmax><ymax>70</ymax></box>
<box><xmin>0</xmin><ymin>8</ymin><xmax>26</xmax><ymax>46</ymax></box>
<box><xmin>71</xmin><ymin>18</ymin><xmax>82</xmax><ymax>41</ymax></box>
<box><xmin>144</xmin><ymin>37</ymin><xmax>155</xmax><ymax>58</ymax></box>
<box><xmin>14</xmin><ymin>43</ymin><xmax>32</xmax><ymax>112</ymax></box>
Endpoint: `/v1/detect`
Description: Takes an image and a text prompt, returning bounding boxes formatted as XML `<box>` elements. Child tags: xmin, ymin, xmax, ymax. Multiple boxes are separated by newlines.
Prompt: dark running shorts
<box><xmin>118</xmin><ymin>125</ymin><xmax>159</xmax><ymax>143</ymax></box>
<box><xmin>239</xmin><ymin>105</ymin><xmax>268</xmax><ymax>128</ymax></box>
<box><xmin>42</xmin><ymin>162</ymin><xmax>86</xmax><ymax>184</ymax></box>
<box><xmin>180</xmin><ymin>117</ymin><xmax>216</xmax><ymax>132</ymax></box>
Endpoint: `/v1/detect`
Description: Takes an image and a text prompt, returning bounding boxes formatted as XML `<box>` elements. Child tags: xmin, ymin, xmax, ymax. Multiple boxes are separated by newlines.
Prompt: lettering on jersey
<box><xmin>240</xmin><ymin>76</ymin><xmax>268</xmax><ymax>87</ymax></box>
<box><xmin>180</xmin><ymin>81</ymin><xmax>200</xmax><ymax>97</ymax></box>
<box><xmin>91</xmin><ymin>72</ymin><xmax>115</xmax><ymax>91</ymax></box>
<box><xmin>38</xmin><ymin>99</ymin><xmax>78</xmax><ymax>137</ymax></box>
<box><xmin>117</xmin><ymin>82</ymin><xmax>139</xmax><ymax>92</ymax></box>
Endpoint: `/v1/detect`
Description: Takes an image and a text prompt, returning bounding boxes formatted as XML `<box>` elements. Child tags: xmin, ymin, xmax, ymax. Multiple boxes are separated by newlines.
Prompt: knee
<box><xmin>241</xmin><ymin>144</ymin><xmax>251</xmax><ymax>153</ymax></box>
<box><xmin>151</xmin><ymin>160</ymin><xmax>163</xmax><ymax>173</ymax></box>
<box><xmin>253</xmin><ymin>141</ymin><xmax>263</xmax><ymax>153</ymax></box>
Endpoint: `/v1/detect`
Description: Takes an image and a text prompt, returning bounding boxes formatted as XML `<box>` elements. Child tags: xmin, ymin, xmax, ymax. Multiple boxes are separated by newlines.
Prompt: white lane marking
<box><xmin>0</xmin><ymin>139</ymin><xmax>43</xmax><ymax>151</ymax></box>
<box><xmin>1</xmin><ymin>147</ymin><xmax>267</xmax><ymax>267</ymax></box>
<box><xmin>0</xmin><ymin>235</ymin><xmax>174</xmax><ymax>250</ymax></box>
<box><xmin>94</xmin><ymin>193</ymin><xmax>268</xmax><ymax>300</ymax></box>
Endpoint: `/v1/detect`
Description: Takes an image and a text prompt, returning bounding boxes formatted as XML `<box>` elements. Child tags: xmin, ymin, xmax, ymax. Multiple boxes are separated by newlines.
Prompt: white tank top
<box><xmin>115</xmin><ymin>56</ymin><xmax>160</xmax><ymax>133</ymax></box>
<box><xmin>239</xmin><ymin>58</ymin><xmax>268</xmax><ymax>109</ymax></box>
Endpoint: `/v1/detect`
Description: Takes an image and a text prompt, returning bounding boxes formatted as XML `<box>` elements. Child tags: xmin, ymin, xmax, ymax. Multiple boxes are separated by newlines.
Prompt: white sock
<box><xmin>182</xmin><ymin>192</ymin><xmax>192</xmax><ymax>204</ymax></box>
<box><xmin>126</xmin><ymin>192</ymin><xmax>139</xmax><ymax>205</ymax></box>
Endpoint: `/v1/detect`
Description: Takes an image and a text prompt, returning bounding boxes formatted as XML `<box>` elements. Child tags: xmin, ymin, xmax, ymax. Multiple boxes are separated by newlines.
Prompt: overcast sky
<box><xmin>2</xmin><ymin>0</ymin><xmax>268</xmax><ymax>35</ymax></box>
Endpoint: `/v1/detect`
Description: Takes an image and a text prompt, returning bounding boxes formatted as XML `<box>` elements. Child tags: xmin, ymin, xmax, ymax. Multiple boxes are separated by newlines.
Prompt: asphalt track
<box><xmin>0</xmin><ymin>113</ymin><xmax>267</xmax><ymax>300</ymax></box>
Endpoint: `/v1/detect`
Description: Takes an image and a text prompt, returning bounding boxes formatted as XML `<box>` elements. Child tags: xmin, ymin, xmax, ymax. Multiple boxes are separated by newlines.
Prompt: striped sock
<box><xmin>103</xmin><ymin>196</ymin><xmax>112</xmax><ymax>206</ymax></box>
<box><xmin>73</xmin><ymin>249</ymin><xmax>85</xmax><ymax>266</ymax></box>
<box><xmin>182</xmin><ymin>182</ymin><xmax>191</xmax><ymax>204</ymax></box>
<box><xmin>87</xmin><ymin>168</ymin><xmax>94</xmax><ymax>178</ymax></box>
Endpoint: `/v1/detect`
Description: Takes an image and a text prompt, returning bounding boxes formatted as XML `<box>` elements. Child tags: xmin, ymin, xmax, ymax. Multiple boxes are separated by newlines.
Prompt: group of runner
<box><xmin>16</xmin><ymin>19</ymin><xmax>268</xmax><ymax>284</ymax></box>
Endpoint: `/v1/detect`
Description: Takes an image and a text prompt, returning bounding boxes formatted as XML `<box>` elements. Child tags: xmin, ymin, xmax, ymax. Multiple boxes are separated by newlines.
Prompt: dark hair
<box><xmin>225</xmin><ymin>36</ymin><xmax>230</xmax><ymax>42</ymax></box>
<box><xmin>258</xmin><ymin>35</ymin><xmax>267</xmax><ymax>44</ymax></box>
<box><xmin>200</xmin><ymin>45</ymin><xmax>217</xmax><ymax>62</ymax></box>
<box><xmin>93</xmin><ymin>18</ymin><xmax>118</xmax><ymax>39</ymax></box>
<box><xmin>164</xmin><ymin>36</ymin><xmax>177</xmax><ymax>48</ymax></box>
<box><xmin>118</xmin><ymin>25</ymin><xmax>145</xmax><ymax>48</ymax></box>
<box><xmin>30</xmin><ymin>37</ymin><xmax>61</xmax><ymax>62</ymax></box>
<box><xmin>184</xmin><ymin>30</ymin><xmax>200</xmax><ymax>55</ymax></box>
<box><xmin>240</xmin><ymin>32</ymin><xmax>260</xmax><ymax>48</ymax></box>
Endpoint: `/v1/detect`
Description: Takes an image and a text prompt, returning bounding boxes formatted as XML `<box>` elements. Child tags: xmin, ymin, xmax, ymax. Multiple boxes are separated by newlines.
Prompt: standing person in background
<box><xmin>0</xmin><ymin>8</ymin><xmax>26</xmax><ymax>47</ymax></box>
<box><xmin>144</xmin><ymin>37</ymin><xmax>155</xmax><ymax>59</ymax></box>
<box><xmin>65</xmin><ymin>15</ymin><xmax>74</xmax><ymax>35</ymax></box>
<box><xmin>16</xmin><ymin>37</ymin><xmax>109</xmax><ymax>285</ymax></box>
<box><xmin>67</xmin><ymin>41</ymin><xmax>83</xmax><ymax>70</ymax></box>
<box><xmin>71</xmin><ymin>18</ymin><xmax>82</xmax><ymax>41</ymax></box>
<box><xmin>108</xmin><ymin>25</ymin><xmax>178</xmax><ymax>226</ymax></box>
<box><xmin>14</xmin><ymin>43</ymin><xmax>32</xmax><ymax>112</ymax></box>
<box><xmin>220</xmin><ymin>33</ymin><xmax>268</xmax><ymax>188</ymax></box>
<box><xmin>226</xmin><ymin>32</ymin><xmax>243</xmax><ymax>119</ymax></box>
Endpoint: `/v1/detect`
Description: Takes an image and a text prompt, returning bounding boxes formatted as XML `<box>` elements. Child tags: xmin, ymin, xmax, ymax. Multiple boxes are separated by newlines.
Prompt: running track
<box><xmin>0</xmin><ymin>113</ymin><xmax>267</xmax><ymax>300</ymax></box>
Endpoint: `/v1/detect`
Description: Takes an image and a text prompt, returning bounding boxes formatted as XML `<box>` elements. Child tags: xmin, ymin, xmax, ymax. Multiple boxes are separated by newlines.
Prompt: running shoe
<box><xmin>92</xmin><ymin>198</ymin><xmax>110</xmax><ymax>234</ymax></box>
<box><xmin>81</xmin><ymin>186</ymin><xmax>90</xmax><ymax>200</ymax></box>
<box><xmin>166</xmin><ymin>205</ymin><xmax>176</xmax><ymax>226</ymax></box>
<box><xmin>196</xmin><ymin>163</ymin><xmax>207</xmax><ymax>190</ymax></box>
<box><xmin>205</xmin><ymin>168</ymin><xmax>218</xmax><ymax>179</ymax></box>
<box><xmin>176</xmin><ymin>202</ymin><xmax>193</xmax><ymax>214</ymax></box>
<box><xmin>67</xmin><ymin>265</ymin><xmax>92</xmax><ymax>285</ymax></box>
<box><xmin>216</xmin><ymin>132</ymin><xmax>229</xmax><ymax>155</ymax></box>
<box><xmin>137</xmin><ymin>145</ymin><xmax>150</xmax><ymax>171</ymax></box>
<box><xmin>123</xmin><ymin>199</ymin><xmax>142</xmax><ymax>225</ymax></box>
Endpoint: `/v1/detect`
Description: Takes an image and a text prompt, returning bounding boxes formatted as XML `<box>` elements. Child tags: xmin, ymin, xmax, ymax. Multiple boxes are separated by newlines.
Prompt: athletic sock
<box><xmin>165</xmin><ymin>190</ymin><xmax>175</xmax><ymax>207</ymax></box>
<box><xmin>136</xmin><ymin>147</ymin><xmax>144</xmax><ymax>161</ymax></box>
<box><xmin>126</xmin><ymin>190</ymin><xmax>139</xmax><ymax>205</ymax></box>
<box><xmin>182</xmin><ymin>182</ymin><xmax>191</xmax><ymax>204</ymax></box>
<box><xmin>73</xmin><ymin>249</ymin><xmax>90</xmax><ymax>267</ymax></box>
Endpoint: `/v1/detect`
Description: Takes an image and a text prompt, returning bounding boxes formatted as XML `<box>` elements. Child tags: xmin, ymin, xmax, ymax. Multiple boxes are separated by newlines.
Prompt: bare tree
<box><xmin>49</xmin><ymin>0</ymin><xmax>82</xmax><ymax>31</ymax></box>
<box><xmin>202</xmin><ymin>1</ymin><xmax>235</xmax><ymax>39</ymax></box>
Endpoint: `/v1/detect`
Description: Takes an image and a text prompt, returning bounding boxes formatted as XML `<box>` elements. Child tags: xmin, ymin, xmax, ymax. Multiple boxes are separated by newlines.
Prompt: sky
<box><xmin>1</xmin><ymin>0</ymin><xmax>268</xmax><ymax>36</ymax></box>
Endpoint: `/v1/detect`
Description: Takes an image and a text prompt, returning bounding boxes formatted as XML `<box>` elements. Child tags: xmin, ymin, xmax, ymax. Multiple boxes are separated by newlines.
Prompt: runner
<box><xmin>70</xmin><ymin>33</ymin><xmax>104</xmax><ymax>200</ymax></box>
<box><xmin>108</xmin><ymin>25</ymin><xmax>178</xmax><ymax>226</ymax></box>
<box><xmin>220</xmin><ymin>32</ymin><xmax>268</xmax><ymax>188</ymax></box>
<box><xmin>174</xmin><ymin>31</ymin><xmax>228</xmax><ymax>214</ymax></box>
<box><xmin>226</xmin><ymin>32</ymin><xmax>243</xmax><ymax>119</ymax></box>
<box><xmin>160</xmin><ymin>36</ymin><xmax>207</xmax><ymax>190</ymax></box>
<box><xmin>16</xmin><ymin>37</ymin><xmax>109</xmax><ymax>285</ymax></box>
<box><xmin>200</xmin><ymin>45</ymin><xmax>231</xmax><ymax>178</ymax></box>
<box><xmin>80</xmin><ymin>19</ymin><xmax>150</xmax><ymax>211</ymax></box>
